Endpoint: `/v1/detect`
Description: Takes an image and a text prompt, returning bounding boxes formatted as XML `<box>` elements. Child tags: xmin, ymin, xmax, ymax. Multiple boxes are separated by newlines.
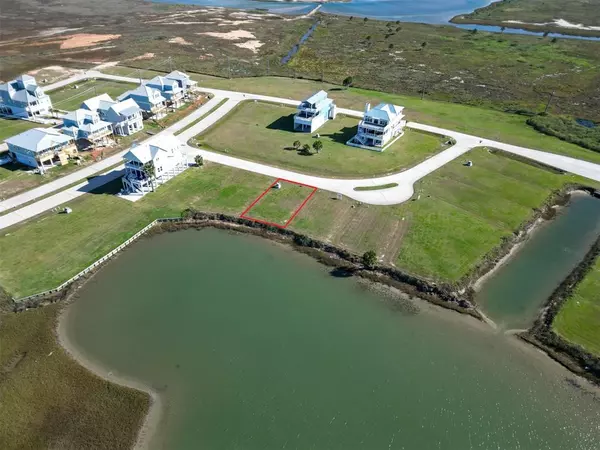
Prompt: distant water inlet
<box><xmin>475</xmin><ymin>193</ymin><xmax>600</xmax><ymax>329</ymax></box>
<box><xmin>281</xmin><ymin>21</ymin><xmax>320</xmax><ymax>65</ymax></box>
<box><xmin>63</xmin><ymin>228</ymin><xmax>600</xmax><ymax>449</ymax></box>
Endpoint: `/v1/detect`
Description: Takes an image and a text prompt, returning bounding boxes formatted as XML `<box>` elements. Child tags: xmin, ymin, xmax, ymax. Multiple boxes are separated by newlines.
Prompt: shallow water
<box><xmin>64</xmin><ymin>228</ymin><xmax>600</xmax><ymax>449</ymax></box>
<box><xmin>476</xmin><ymin>194</ymin><xmax>600</xmax><ymax>329</ymax></box>
<box><xmin>154</xmin><ymin>0</ymin><xmax>493</xmax><ymax>23</ymax></box>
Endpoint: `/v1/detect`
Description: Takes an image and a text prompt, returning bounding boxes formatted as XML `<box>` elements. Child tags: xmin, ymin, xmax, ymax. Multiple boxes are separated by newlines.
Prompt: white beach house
<box><xmin>5</xmin><ymin>127</ymin><xmax>77</xmax><ymax>173</ymax></box>
<box><xmin>293</xmin><ymin>90</ymin><xmax>337</xmax><ymax>133</ymax></box>
<box><xmin>121</xmin><ymin>134</ymin><xmax>187</xmax><ymax>195</ymax></box>
<box><xmin>0</xmin><ymin>75</ymin><xmax>53</xmax><ymax>118</ymax></box>
<box><xmin>347</xmin><ymin>103</ymin><xmax>406</xmax><ymax>151</ymax></box>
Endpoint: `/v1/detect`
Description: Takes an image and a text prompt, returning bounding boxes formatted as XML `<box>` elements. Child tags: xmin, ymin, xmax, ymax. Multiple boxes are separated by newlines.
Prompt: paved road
<box><xmin>0</xmin><ymin>96</ymin><xmax>224</xmax><ymax>214</ymax></box>
<box><xmin>2</xmin><ymin>69</ymin><xmax>600</xmax><ymax>230</ymax></box>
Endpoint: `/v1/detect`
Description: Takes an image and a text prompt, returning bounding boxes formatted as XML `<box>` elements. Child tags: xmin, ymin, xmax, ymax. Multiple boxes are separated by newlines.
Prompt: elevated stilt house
<box><xmin>293</xmin><ymin>91</ymin><xmax>337</xmax><ymax>133</ymax></box>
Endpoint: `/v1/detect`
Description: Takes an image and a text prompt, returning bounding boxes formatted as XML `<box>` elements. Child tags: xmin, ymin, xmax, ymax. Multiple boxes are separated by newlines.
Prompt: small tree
<box><xmin>313</xmin><ymin>140</ymin><xmax>323</xmax><ymax>154</ymax></box>
<box><xmin>396</xmin><ymin>26</ymin><xmax>402</xmax><ymax>32</ymax></box>
<box><xmin>194</xmin><ymin>154</ymin><xmax>204</xmax><ymax>167</ymax></box>
<box><xmin>143</xmin><ymin>161</ymin><xmax>155</xmax><ymax>178</ymax></box>
<box><xmin>364</xmin><ymin>17</ymin><xmax>368</xmax><ymax>22</ymax></box>
<box><xmin>301</xmin><ymin>144</ymin><xmax>312</xmax><ymax>155</ymax></box>
<box><xmin>389</xmin><ymin>43</ymin><xmax>394</xmax><ymax>50</ymax></box>
<box><xmin>421</xmin><ymin>41</ymin><xmax>427</xmax><ymax>49</ymax></box>
<box><xmin>342</xmin><ymin>76</ymin><xmax>353</xmax><ymax>89</ymax></box>
<box><xmin>293</xmin><ymin>140</ymin><xmax>301</xmax><ymax>150</ymax></box>
<box><xmin>362</xmin><ymin>250</ymin><xmax>378</xmax><ymax>268</ymax></box>
<box><xmin>500</xmin><ymin>26</ymin><xmax>506</xmax><ymax>33</ymax></box>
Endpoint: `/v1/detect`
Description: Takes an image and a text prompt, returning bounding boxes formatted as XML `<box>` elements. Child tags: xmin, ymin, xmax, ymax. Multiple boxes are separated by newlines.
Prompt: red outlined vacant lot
<box><xmin>240</xmin><ymin>178</ymin><xmax>317</xmax><ymax>229</ymax></box>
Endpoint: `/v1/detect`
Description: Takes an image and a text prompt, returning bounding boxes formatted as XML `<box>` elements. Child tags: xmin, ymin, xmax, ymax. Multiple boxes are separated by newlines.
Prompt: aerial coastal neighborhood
<box><xmin>1</xmin><ymin>0</ymin><xmax>600</xmax><ymax>448</ymax></box>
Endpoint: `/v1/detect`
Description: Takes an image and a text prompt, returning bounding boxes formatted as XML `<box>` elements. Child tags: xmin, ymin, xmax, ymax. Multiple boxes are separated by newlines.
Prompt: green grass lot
<box><xmin>245</xmin><ymin>181</ymin><xmax>314</xmax><ymax>226</ymax></box>
<box><xmin>105</xmin><ymin>67</ymin><xmax>600</xmax><ymax>165</ymax></box>
<box><xmin>196</xmin><ymin>102</ymin><xmax>447</xmax><ymax>178</ymax></box>
<box><xmin>0</xmin><ymin>160</ymin><xmax>76</xmax><ymax>200</ymax></box>
<box><xmin>48</xmin><ymin>79</ymin><xmax>136</xmax><ymax>111</ymax></box>
<box><xmin>0</xmin><ymin>118</ymin><xmax>46</xmax><ymax>143</ymax></box>
<box><xmin>0</xmin><ymin>304</ymin><xmax>148</xmax><ymax>450</ymax></box>
<box><xmin>2</xmin><ymin>147</ymin><xmax>597</xmax><ymax>299</ymax></box>
<box><xmin>553</xmin><ymin>259</ymin><xmax>600</xmax><ymax>356</ymax></box>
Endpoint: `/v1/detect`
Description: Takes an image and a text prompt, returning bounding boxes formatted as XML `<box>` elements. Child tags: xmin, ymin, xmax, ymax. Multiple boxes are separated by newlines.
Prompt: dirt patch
<box><xmin>199</xmin><ymin>29</ymin><xmax>256</xmax><ymax>40</ymax></box>
<box><xmin>168</xmin><ymin>37</ymin><xmax>193</xmax><ymax>46</ymax></box>
<box><xmin>59</xmin><ymin>33</ymin><xmax>121</xmax><ymax>50</ymax></box>
<box><xmin>27</xmin><ymin>65</ymin><xmax>83</xmax><ymax>83</ymax></box>
<box><xmin>234</xmin><ymin>40</ymin><xmax>264</xmax><ymax>53</ymax></box>
<box><xmin>130</xmin><ymin>53</ymin><xmax>155</xmax><ymax>61</ymax></box>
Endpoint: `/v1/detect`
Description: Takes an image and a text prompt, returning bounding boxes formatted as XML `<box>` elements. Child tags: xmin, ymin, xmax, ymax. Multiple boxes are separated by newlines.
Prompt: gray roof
<box><xmin>123</xmin><ymin>134</ymin><xmax>178</xmax><ymax>164</ymax></box>
<box><xmin>118</xmin><ymin>85</ymin><xmax>166</xmax><ymax>105</ymax></box>
<box><xmin>365</xmin><ymin>103</ymin><xmax>404</xmax><ymax>122</ymax></box>
<box><xmin>6</xmin><ymin>127</ymin><xmax>72</xmax><ymax>153</ymax></box>
<box><xmin>81</xmin><ymin>93</ymin><xmax>115</xmax><ymax>112</ymax></box>
<box><xmin>110</xmin><ymin>98</ymin><xmax>141</xmax><ymax>117</ymax></box>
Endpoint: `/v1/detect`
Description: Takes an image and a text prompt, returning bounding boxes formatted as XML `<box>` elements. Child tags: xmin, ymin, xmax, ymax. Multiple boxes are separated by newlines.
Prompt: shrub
<box><xmin>527</xmin><ymin>115</ymin><xmax>600</xmax><ymax>152</ymax></box>
<box><xmin>362</xmin><ymin>250</ymin><xmax>378</xmax><ymax>268</ymax></box>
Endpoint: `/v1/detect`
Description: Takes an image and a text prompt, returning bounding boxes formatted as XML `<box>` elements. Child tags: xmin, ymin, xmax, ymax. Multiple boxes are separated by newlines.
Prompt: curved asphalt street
<box><xmin>0</xmin><ymin>69</ymin><xmax>599</xmax><ymax>230</ymax></box>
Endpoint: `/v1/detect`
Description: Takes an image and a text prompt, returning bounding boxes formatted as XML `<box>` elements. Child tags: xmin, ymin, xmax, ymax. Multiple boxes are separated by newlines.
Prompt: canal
<box><xmin>475</xmin><ymin>193</ymin><xmax>600</xmax><ymax>330</ymax></box>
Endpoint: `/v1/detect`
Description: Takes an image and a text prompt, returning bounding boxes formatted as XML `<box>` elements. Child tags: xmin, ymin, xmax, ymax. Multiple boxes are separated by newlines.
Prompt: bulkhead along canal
<box><xmin>62</xmin><ymin>228</ymin><xmax>600</xmax><ymax>449</ymax></box>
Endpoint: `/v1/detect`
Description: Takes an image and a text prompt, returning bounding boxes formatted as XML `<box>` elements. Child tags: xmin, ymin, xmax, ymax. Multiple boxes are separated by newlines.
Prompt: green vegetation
<box><xmin>0</xmin><ymin>304</ymin><xmax>148</xmax><ymax>450</ymax></box>
<box><xmin>105</xmin><ymin>70</ymin><xmax>600</xmax><ymax>165</ymax></box>
<box><xmin>0</xmin><ymin>118</ymin><xmax>45</xmax><ymax>142</ymax></box>
<box><xmin>362</xmin><ymin>250</ymin><xmax>378</xmax><ymax>268</ymax></box>
<box><xmin>354</xmin><ymin>183</ymin><xmax>398</xmax><ymax>191</ymax></box>
<box><xmin>0</xmin><ymin>160</ymin><xmax>76</xmax><ymax>200</ymax></box>
<box><xmin>553</xmin><ymin>258</ymin><xmax>600</xmax><ymax>356</ymax></box>
<box><xmin>195</xmin><ymin>102</ymin><xmax>446</xmax><ymax>178</ymax></box>
<box><xmin>0</xmin><ymin>166</ymin><xmax>272</xmax><ymax>298</ymax></box>
<box><xmin>1</xmin><ymin>147</ymin><xmax>598</xmax><ymax>298</ymax></box>
<box><xmin>527</xmin><ymin>115</ymin><xmax>600</xmax><ymax>152</ymax></box>
<box><xmin>452</xmin><ymin>0</ymin><xmax>600</xmax><ymax>37</ymax></box>
<box><xmin>288</xmin><ymin>17</ymin><xmax>600</xmax><ymax>118</ymax></box>
<box><xmin>48</xmin><ymin>79</ymin><xmax>136</xmax><ymax>111</ymax></box>
<box><xmin>245</xmin><ymin>181</ymin><xmax>314</xmax><ymax>226</ymax></box>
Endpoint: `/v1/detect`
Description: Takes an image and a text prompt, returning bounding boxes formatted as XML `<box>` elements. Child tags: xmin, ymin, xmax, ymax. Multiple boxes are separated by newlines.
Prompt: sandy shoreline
<box><xmin>57</xmin><ymin>305</ymin><xmax>162</xmax><ymax>450</ymax></box>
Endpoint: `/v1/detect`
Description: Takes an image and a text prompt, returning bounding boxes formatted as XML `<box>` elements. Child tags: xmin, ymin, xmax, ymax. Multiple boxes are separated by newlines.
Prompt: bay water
<box><xmin>64</xmin><ymin>228</ymin><xmax>600</xmax><ymax>449</ymax></box>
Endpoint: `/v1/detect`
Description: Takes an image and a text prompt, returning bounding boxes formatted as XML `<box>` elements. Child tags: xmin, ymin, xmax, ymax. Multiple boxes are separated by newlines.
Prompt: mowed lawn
<box><xmin>0</xmin><ymin>118</ymin><xmax>45</xmax><ymax>142</ymax></box>
<box><xmin>244</xmin><ymin>181</ymin><xmax>315</xmax><ymax>226</ymax></box>
<box><xmin>48</xmin><ymin>79</ymin><xmax>136</xmax><ymax>111</ymax></box>
<box><xmin>292</xmin><ymin>148</ymin><xmax>599</xmax><ymax>281</ymax></box>
<box><xmin>553</xmin><ymin>259</ymin><xmax>600</xmax><ymax>356</ymax></box>
<box><xmin>1</xmin><ymin>148</ymin><xmax>598</xmax><ymax>297</ymax></box>
<box><xmin>196</xmin><ymin>102</ymin><xmax>447</xmax><ymax>178</ymax></box>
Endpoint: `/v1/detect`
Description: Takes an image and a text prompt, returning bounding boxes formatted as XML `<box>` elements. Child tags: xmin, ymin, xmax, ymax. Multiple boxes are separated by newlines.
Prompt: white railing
<box><xmin>13</xmin><ymin>218</ymin><xmax>182</xmax><ymax>303</ymax></box>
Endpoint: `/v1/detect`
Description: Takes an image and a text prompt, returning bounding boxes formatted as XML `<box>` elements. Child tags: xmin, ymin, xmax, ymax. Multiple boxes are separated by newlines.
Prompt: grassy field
<box><xmin>0</xmin><ymin>304</ymin><xmax>149</xmax><ymax>450</ymax></box>
<box><xmin>48</xmin><ymin>79</ymin><xmax>136</xmax><ymax>111</ymax></box>
<box><xmin>104</xmin><ymin>68</ymin><xmax>600</xmax><ymax>165</ymax></box>
<box><xmin>452</xmin><ymin>0</ymin><xmax>600</xmax><ymax>36</ymax></box>
<box><xmin>196</xmin><ymin>102</ymin><xmax>447</xmax><ymax>178</ymax></box>
<box><xmin>244</xmin><ymin>181</ymin><xmax>315</xmax><ymax>226</ymax></box>
<box><xmin>2</xmin><ymin>145</ymin><xmax>596</xmax><ymax>299</ymax></box>
<box><xmin>553</xmin><ymin>259</ymin><xmax>600</xmax><ymax>356</ymax></box>
<box><xmin>0</xmin><ymin>118</ymin><xmax>45</xmax><ymax>142</ymax></box>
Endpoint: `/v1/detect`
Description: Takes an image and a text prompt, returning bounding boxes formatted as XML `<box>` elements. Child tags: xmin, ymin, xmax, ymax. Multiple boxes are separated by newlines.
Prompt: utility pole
<box><xmin>138</xmin><ymin>68</ymin><xmax>142</xmax><ymax>84</ymax></box>
<box><xmin>544</xmin><ymin>90</ymin><xmax>555</xmax><ymax>114</ymax></box>
<box><xmin>266</xmin><ymin>57</ymin><xmax>270</xmax><ymax>76</ymax></box>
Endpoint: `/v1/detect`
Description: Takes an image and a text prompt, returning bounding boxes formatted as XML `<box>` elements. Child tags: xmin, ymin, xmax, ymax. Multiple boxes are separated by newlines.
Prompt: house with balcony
<box><xmin>81</xmin><ymin>94</ymin><xmax>143</xmax><ymax>136</ymax></box>
<box><xmin>121</xmin><ymin>133</ymin><xmax>187</xmax><ymax>195</ymax></box>
<box><xmin>145</xmin><ymin>76</ymin><xmax>184</xmax><ymax>108</ymax></box>
<box><xmin>118</xmin><ymin>85</ymin><xmax>167</xmax><ymax>120</ymax></box>
<box><xmin>293</xmin><ymin>90</ymin><xmax>336</xmax><ymax>133</ymax></box>
<box><xmin>346</xmin><ymin>103</ymin><xmax>406</xmax><ymax>151</ymax></box>
<box><xmin>0</xmin><ymin>74</ymin><xmax>53</xmax><ymax>118</ymax></box>
<box><xmin>5</xmin><ymin>127</ymin><xmax>77</xmax><ymax>173</ymax></box>
<box><xmin>62</xmin><ymin>109</ymin><xmax>113</xmax><ymax>145</ymax></box>
<box><xmin>165</xmin><ymin>70</ymin><xmax>198</xmax><ymax>95</ymax></box>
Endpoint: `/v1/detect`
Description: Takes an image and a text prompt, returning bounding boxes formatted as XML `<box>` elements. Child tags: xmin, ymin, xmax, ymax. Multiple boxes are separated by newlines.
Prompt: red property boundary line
<box><xmin>240</xmin><ymin>178</ymin><xmax>318</xmax><ymax>229</ymax></box>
